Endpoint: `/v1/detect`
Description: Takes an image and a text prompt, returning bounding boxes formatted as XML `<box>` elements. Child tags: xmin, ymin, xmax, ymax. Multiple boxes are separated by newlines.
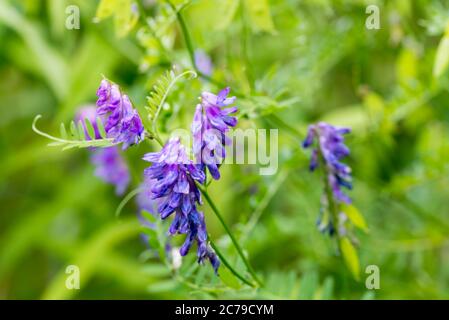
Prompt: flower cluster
<box><xmin>96</xmin><ymin>79</ymin><xmax>145</xmax><ymax>149</ymax></box>
<box><xmin>143</xmin><ymin>137</ymin><xmax>220</xmax><ymax>272</ymax></box>
<box><xmin>76</xmin><ymin>106</ymin><xmax>130</xmax><ymax>195</ymax></box>
<box><xmin>302</xmin><ymin>122</ymin><xmax>352</xmax><ymax>235</ymax></box>
<box><xmin>191</xmin><ymin>87</ymin><xmax>237</xmax><ymax>179</ymax></box>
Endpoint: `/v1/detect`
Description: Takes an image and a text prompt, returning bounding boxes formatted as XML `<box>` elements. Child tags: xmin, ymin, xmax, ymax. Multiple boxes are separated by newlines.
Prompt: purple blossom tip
<box><xmin>95</xmin><ymin>79</ymin><xmax>145</xmax><ymax>149</ymax></box>
<box><xmin>192</xmin><ymin>88</ymin><xmax>238</xmax><ymax>180</ymax></box>
<box><xmin>304</xmin><ymin>122</ymin><xmax>354</xmax><ymax>231</ymax></box>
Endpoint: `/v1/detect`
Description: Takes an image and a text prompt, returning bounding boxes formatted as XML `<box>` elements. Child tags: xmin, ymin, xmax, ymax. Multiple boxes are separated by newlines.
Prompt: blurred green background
<box><xmin>1</xmin><ymin>0</ymin><xmax>449</xmax><ymax>299</ymax></box>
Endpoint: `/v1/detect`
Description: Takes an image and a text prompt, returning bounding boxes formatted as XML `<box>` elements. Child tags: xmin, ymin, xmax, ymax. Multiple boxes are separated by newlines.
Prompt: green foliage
<box><xmin>342</xmin><ymin>204</ymin><xmax>369</xmax><ymax>233</ymax></box>
<box><xmin>433</xmin><ymin>21</ymin><xmax>449</xmax><ymax>78</ymax></box>
<box><xmin>32</xmin><ymin>115</ymin><xmax>116</xmax><ymax>150</ymax></box>
<box><xmin>145</xmin><ymin>69</ymin><xmax>197</xmax><ymax>137</ymax></box>
<box><xmin>96</xmin><ymin>0</ymin><xmax>139</xmax><ymax>37</ymax></box>
<box><xmin>2</xmin><ymin>0</ymin><xmax>449</xmax><ymax>300</ymax></box>
<box><xmin>243</xmin><ymin>0</ymin><xmax>276</xmax><ymax>34</ymax></box>
<box><xmin>340</xmin><ymin>237</ymin><xmax>360</xmax><ymax>281</ymax></box>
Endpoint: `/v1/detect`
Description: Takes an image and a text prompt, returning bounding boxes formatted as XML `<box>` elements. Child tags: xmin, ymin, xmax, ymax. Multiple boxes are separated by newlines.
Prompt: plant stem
<box><xmin>317</xmin><ymin>137</ymin><xmax>341</xmax><ymax>240</ymax></box>
<box><xmin>209</xmin><ymin>237</ymin><xmax>256</xmax><ymax>287</ymax></box>
<box><xmin>198</xmin><ymin>184</ymin><xmax>263</xmax><ymax>286</ymax></box>
<box><xmin>167</xmin><ymin>0</ymin><xmax>195</xmax><ymax>68</ymax></box>
<box><xmin>166</xmin><ymin>0</ymin><xmax>248</xmax><ymax>98</ymax></box>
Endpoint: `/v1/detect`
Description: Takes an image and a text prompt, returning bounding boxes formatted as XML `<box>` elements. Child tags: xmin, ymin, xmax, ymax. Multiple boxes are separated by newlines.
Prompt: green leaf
<box><xmin>219</xmin><ymin>265</ymin><xmax>241</xmax><ymax>289</ymax></box>
<box><xmin>319</xmin><ymin>277</ymin><xmax>334</xmax><ymax>300</ymax></box>
<box><xmin>77</xmin><ymin>121</ymin><xmax>86</xmax><ymax>140</ymax></box>
<box><xmin>215</xmin><ymin>0</ymin><xmax>239</xmax><ymax>30</ymax></box>
<box><xmin>32</xmin><ymin>115</ymin><xmax>116</xmax><ymax>150</ymax></box>
<box><xmin>84</xmin><ymin>118</ymin><xmax>96</xmax><ymax>140</ymax></box>
<box><xmin>146</xmin><ymin>69</ymin><xmax>197</xmax><ymax>135</ymax></box>
<box><xmin>339</xmin><ymin>237</ymin><xmax>360</xmax><ymax>281</ymax></box>
<box><xmin>433</xmin><ymin>22</ymin><xmax>449</xmax><ymax>78</ymax></box>
<box><xmin>95</xmin><ymin>0</ymin><xmax>139</xmax><ymax>37</ymax></box>
<box><xmin>298</xmin><ymin>271</ymin><xmax>318</xmax><ymax>300</ymax></box>
<box><xmin>141</xmin><ymin>210</ymin><xmax>157</xmax><ymax>225</ymax></box>
<box><xmin>96</xmin><ymin>117</ymin><xmax>107</xmax><ymax>138</ymax></box>
<box><xmin>244</xmin><ymin>0</ymin><xmax>276</xmax><ymax>34</ymax></box>
<box><xmin>114</xmin><ymin>0</ymin><xmax>139</xmax><ymax>38</ymax></box>
<box><xmin>95</xmin><ymin>0</ymin><xmax>117</xmax><ymax>20</ymax></box>
<box><xmin>69</xmin><ymin>120</ymin><xmax>79</xmax><ymax>139</ymax></box>
<box><xmin>396</xmin><ymin>48</ymin><xmax>417</xmax><ymax>85</ymax></box>
<box><xmin>59</xmin><ymin>123</ymin><xmax>67</xmax><ymax>139</ymax></box>
<box><xmin>341</xmin><ymin>203</ymin><xmax>369</xmax><ymax>232</ymax></box>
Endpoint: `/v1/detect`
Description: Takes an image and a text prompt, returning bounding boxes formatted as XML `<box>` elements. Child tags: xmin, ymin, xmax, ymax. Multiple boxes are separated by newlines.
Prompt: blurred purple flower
<box><xmin>194</xmin><ymin>49</ymin><xmax>213</xmax><ymax>76</ymax></box>
<box><xmin>143</xmin><ymin>137</ymin><xmax>219</xmax><ymax>273</ymax></box>
<box><xmin>91</xmin><ymin>147</ymin><xmax>130</xmax><ymax>195</ymax></box>
<box><xmin>303</xmin><ymin>122</ymin><xmax>352</xmax><ymax>204</ymax></box>
<box><xmin>96</xmin><ymin>79</ymin><xmax>145</xmax><ymax>149</ymax></box>
<box><xmin>303</xmin><ymin>122</ymin><xmax>352</xmax><ymax>235</ymax></box>
<box><xmin>76</xmin><ymin>106</ymin><xmax>130</xmax><ymax>196</ymax></box>
<box><xmin>191</xmin><ymin>87</ymin><xmax>237</xmax><ymax>180</ymax></box>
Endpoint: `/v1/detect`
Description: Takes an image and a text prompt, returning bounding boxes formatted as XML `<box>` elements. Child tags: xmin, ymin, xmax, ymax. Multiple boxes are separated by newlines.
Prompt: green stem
<box><xmin>167</xmin><ymin>0</ymin><xmax>195</xmax><ymax>68</ymax></box>
<box><xmin>209</xmin><ymin>238</ymin><xmax>255</xmax><ymax>287</ymax></box>
<box><xmin>166</xmin><ymin>0</ymin><xmax>248</xmax><ymax>98</ymax></box>
<box><xmin>198</xmin><ymin>184</ymin><xmax>263</xmax><ymax>286</ymax></box>
<box><xmin>323</xmin><ymin>172</ymin><xmax>341</xmax><ymax>239</ymax></box>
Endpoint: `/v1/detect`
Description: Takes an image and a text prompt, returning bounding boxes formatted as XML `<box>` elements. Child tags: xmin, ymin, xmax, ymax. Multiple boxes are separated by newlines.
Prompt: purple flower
<box><xmin>143</xmin><ymin>137</ymin><xmax>220</xmax><ymax>273</ymax></box>
<box><xmin>76</xmin><ymin>106</ymin><xmax>130</xmax><ymax>196</ymax></box>
<box><xmin>91</xmin><ymin>147</ymin><xmax>130</xmax><ymax>196</ymax></box>
<box><xmin>191</xmin><ymin>87</ymin><xmax>237</xmax><ymax>180</ymax></box>
<box><xmin>136</xmin><ymin>178</ymin><xmax>159</xmax><ymax>217</ymax></box>
<box><xmin>96</xmin><ymin>79</ymin><xmax>145</xmax><ymax>149</ymax></box>
<box><xmin>194</xmin><ymin>49</ymin><xmax>213</xmax><ymax>76</ymax></box>
<box><xmin>303</xmin><ymin>122</ymin><xmax>352</xmax><ymax>235</ymax></box>
<box><xmin>136</xmin><ymin>178</ymin><xmax>168</xmax><ymax>248</ymax></box>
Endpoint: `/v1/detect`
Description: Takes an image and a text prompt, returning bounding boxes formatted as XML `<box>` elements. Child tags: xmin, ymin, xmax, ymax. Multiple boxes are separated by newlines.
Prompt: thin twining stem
<box><xmin>209</xmin><ymin>238</ymin><xmax>256</xmax><ymax>287</ymax></box>
<box><xmin>166</xmin><ymin>0</ymin><xmax>248</xmax><ymax>98</ymax></box>
<box><xmin>198</xmin><ymin>184</ymin><xmax>263</xmax><ymax>286</ymax></box>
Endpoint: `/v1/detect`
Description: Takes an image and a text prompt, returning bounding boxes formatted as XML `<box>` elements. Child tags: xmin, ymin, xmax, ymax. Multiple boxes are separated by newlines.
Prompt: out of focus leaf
<box><xmin>215</xmin><ymin>0</ymin><xmax>239</xmax><ymax>30</ymax></box>
<box><xmin>244</xmin><ymin>0</ymin><xmax>276</xmax><ymax>33</ymax></box>
<box><xmin>32</xmin><ymin>115</ymin><xmax>116</xmax><ymax>150</ymax></box>
<box><xmin>298</xmin><ymin>271</ymin><xmax>319</xmax><ymax>300</ymax></box>
<box><xmin>319</xmin><ymin>277</ymin><xmax>334</xmax><ymax>300</ymax></box>
<box><xmin>219</xmin><ymin>265</ymin><xmax>241</xmax><ymax>289</ymax></box>
<box><xmin>396</xmin><ymin>48</ymin><xmax>418</xmax><ymax>85</ymax></box>
<box><xmin>340</xmin><ymin>237</ymin><xmax>360</xmax><ymax>280</ymax></box>
<box><xmin>342</xmin><ymin>204</ymin><xmax>369</xmax><ymax>232</ymax></box>
<box><xmin>95</xmin><ymin>0</ymin><xmax>139</xmax><ymax>37</ymax></box>
<box><xmin>433</xmin><ymin>22</ymin><xmax>449</xmax><ymax>78</ymax></box>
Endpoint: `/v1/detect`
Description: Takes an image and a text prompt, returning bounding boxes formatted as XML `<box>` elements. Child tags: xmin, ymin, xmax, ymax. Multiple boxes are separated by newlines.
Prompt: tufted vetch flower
<box><xmin>303</xmin><ymin>122</ymin><xmax>352</xmax><ymax>235</ymax></box>
<box><xmin>96</xmin><ymin>79</ymin><xmax>145</xmax><ymax>150</ymax></box>
<box><xmin>191</xmin><ymin>87</ymin><xmax>238</xmax><ymax>180</ymax></box>
<box><xmin>143</xmin><ymin>137</ymin><xmax>220</xmax><ymax>272</ymax></box>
